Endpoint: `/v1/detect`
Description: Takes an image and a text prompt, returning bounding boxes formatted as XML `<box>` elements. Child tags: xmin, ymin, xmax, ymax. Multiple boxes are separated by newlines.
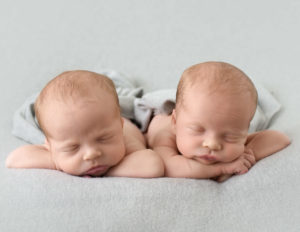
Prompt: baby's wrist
<box><xmin>220</xmin><ymin>163</ymin><xmax>231</xmax><ymax>175</ymax></box>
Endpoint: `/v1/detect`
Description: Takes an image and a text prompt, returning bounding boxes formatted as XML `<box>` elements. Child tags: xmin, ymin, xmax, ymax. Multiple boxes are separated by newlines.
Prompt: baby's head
<box><xmin>35</xmin><ymin>70</ymin><xmax>120</xmax><ymax>136</ymax></box>
<box><xmin>35</xmin><ymin>70</ymin><xmax>126</xmax><ymax>176</ymax></box>
<box><xmin>173</xmin><ymin>61</ymin><xmax>257</xmax><ymax>164</ymax></box>
<box><xmin>176</xmin><ymin>61</ymin><xmax>257</xmax><ymax>115</ymax></box>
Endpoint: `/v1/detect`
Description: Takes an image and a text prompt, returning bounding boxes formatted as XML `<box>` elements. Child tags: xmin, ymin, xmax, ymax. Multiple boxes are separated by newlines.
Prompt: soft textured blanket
<box><xmin>2</xmin><ymin>1</ymin><xmax>300</xmax><ymax>231</ymax></box>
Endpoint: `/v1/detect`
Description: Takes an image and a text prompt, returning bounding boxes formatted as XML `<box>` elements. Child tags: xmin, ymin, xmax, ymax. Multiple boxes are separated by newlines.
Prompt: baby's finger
<box><xmin>235</xmin><ymin>168</ymin><xmax>248</xmax><ymax>175</ymax></box>
<box><xmin>245</xmin><ymin>148</ymin><xmax>253</xmax><ymax>155</ymax></box>
<box><xmin>245</xmin><ymin>153</ymin><xmax>256</xmax><ymax>165</ymax></box>
<box><xmin>243</xmin><ymin>159</ymin><xmax>252</xmax><ymax>169</ymax></box>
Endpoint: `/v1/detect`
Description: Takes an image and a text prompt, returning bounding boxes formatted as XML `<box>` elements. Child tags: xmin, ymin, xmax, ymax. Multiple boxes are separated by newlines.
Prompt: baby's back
<box><xmin>146</xmin><ymin>115</ymin><xmax>176</xmax><ymax>149</ymax></box>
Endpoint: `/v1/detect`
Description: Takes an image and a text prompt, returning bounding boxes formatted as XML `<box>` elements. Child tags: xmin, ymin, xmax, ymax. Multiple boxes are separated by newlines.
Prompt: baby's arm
<box><xmin>6</xmin><ymin>144</ymin><xmax>56</xmax><ymax>170</ymax></box>
<box><xmin>146</xmin><ymin>115</ymin><xmax>254</xmax><ymax>179</ymax></box>
<box><xmin>216</xmin><ymin>130</ymin><xmax>290</xmax><ymax>182</ymax></box>
<box><xmin>106</xmin><ymin>119</ymin><xmax>164</xmax><ymax>178</ymax></box>
<box><xmin>153</xmin><ymin>145</ymin><xmax>253</xmax><ymax>179</ymax></box>
<box><xmin>246</xmin><ymin>130</ymin><xmax>291</xmax><ymax>161</ymax></box>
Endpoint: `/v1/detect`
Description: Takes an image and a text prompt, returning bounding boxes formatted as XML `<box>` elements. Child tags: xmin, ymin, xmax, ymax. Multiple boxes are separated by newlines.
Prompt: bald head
<box><xmin>176</xmin><ymin>61</ymin><xmax>258</xmax><ymax>111</ymax></box>
<box><xmin>35</xmin><ymin>70</ymin><xmax>120</xmax><ymax>136</ymax></box>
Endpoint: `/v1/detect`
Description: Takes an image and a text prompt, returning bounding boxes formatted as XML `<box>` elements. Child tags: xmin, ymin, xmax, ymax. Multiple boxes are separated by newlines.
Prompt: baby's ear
<box><xmin>44</xmin><ymin>138</ymin><xmax>50</xmax><ymax>150</ymax></box>
<box><xmin>121</xmin><ymin>117</ymin><xmax>124</xmax><ymax>128</ymax></box>
<box><xmin>171</xmin><ymin>109</ymin><xmax>177</xmax><ymax>129</ymax></box>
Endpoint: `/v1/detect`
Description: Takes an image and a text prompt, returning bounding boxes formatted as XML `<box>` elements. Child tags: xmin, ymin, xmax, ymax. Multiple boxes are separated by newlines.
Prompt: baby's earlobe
<box><xmin>171</xmin><ymin>110</ymin><xmax>177</xmax><ymax>133</ymax></box>
<box><xmin>171</xmin><ymin>109</ymin><xmax>176</xmax><ymax>125</ymax></box>
<box><xmin>44</xmin><ymin>139</ymin><xmax>50</xmax><ymax>150</ymax></box>
<box><xmin>121</xmin><ymin>117</ymin><xmax>124</xmax><ymax>127</ymax></box>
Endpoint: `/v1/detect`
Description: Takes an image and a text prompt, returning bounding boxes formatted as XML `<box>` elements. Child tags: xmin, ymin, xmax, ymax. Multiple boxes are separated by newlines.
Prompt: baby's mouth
<box><xmin>85</xmin><ymin>165</ymin><xmax>109</xmax><ymax>176</ymax></box>
<box><xmin>194</xmin><ymin>154</ymin><xmax>218</xmax><ymax>162</ymax></box>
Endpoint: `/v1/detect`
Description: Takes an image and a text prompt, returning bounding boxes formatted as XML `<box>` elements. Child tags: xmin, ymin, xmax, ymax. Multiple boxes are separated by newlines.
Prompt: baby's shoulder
<box><xmin>146</xmin><ymin>114</ymin><xmax>175</xmax><ymax>147</ymax></box>
<box><xmin>147</xmin><ymin>114</ymin><xmax>172</xmax><ymax>135</ymax></box>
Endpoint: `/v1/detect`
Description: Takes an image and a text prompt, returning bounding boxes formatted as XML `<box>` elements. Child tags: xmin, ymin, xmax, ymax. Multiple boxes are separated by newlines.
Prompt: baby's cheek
<box><xmin>224</xmin><ymin>144</ymin><xmax>245</xmax><ymax>161</ymax></box>
<box><xmin>177</xmin><ymin>136</ymin><xmax>196</xmax><ymax>157</ymax></box>
<box><xmin>111</xmin><ymin>144</ymin><xmax>126</xmax><ymax>164</ymax></box>
<box><xmin>62</xmin><ymin>158</ymin><xmax>80</xmax><ymax>175</ymax></box>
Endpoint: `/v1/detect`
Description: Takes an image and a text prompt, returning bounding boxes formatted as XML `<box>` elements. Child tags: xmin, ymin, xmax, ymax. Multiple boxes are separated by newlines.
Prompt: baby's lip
<box><xmin>85</xmin><ymin>165</ymin><xmax>109</xmax><ymax>176</ymax></box>
<box><xmin>197</xmin><ymin>154</ymin><xmax>217</xmax><ymax>162</ymax></box>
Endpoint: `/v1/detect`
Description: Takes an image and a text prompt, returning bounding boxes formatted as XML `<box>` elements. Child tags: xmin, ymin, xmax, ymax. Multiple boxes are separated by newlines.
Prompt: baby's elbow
<box><xmin>283</xmin><ymin>133</ymin><xmax>291</xmax><ymax>147</ymax></box>
<box><xmin>5</xmin><ymin>156</ymin><xmax>13</xmax><ymax>168</ymax></box>
<box><xmin>268</xmin><ymin>130</ymin><xmax>291</xmax><ymax>152</ymax></box>
<box><xmin>275</xmin><ymin>131</ymin><xmax>291</xmax><ymax>148</ymax></box>
<box><xmin>5</xmin><ymin>151</ymin><xmax>18</xmax><ymax>168</ymax></box>
<box><xmin>5</xmin><ymin>146</ymin><xmax>30</xmax><ymax>168</ymax></box>
<box><xmin>152</xmin><ymin>155</ymin><xmax>165</xmax><ymax>178</ymax></box>
<box><xmin>144</xmin><ymin>149</ymin><xmax>165</xmax><ymax>178</ymax></box>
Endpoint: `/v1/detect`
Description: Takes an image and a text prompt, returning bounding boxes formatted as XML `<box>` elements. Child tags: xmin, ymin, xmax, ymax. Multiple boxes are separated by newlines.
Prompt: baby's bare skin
<box><xmin>6</xmin><ymin>71</ymin><xmax>164</xmax><ymax>178</ymax></box>
<box><xmin>146</xmin><ymin>62</ymin><xmax>290</xmax><ymax>181</ymax></box>
<box><xmin>106</xmin><ymin>118</ymin><xmax>164</xmax><ymax>177</ymax></box>
<box><xmin>147</xmin><ymin>115</ymin><xmax>256</xmax><ymax>179</ymax></box>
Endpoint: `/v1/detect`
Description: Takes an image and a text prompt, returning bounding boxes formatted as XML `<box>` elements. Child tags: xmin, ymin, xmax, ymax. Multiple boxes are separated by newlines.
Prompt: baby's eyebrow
<box><xmin>94</xmin><ymin>127</ymin><xmax>116</xmax><ymax>137</ymax></box>
<box><xmin>59</xmin><ymin>141</ymin><xmax>79</xmax><ymax>148</ymax></box>
<box><xmin>224</xmin><ymin>131</ymin><xmax>247</xmax><ymax>137</ymax></box>
<box><xmin>187</xmin><ymin>123</ymin><xmax>204</xmax><ymax>128</ymax></box>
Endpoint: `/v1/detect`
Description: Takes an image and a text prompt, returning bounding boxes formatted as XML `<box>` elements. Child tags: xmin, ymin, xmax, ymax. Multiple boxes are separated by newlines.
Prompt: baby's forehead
<box><xmin>42</xmin><ymin>91</ymin><xmax>118</xmax><ymax>114</ymax></box>
<box><xmin>179</xmin><ymin>78</ymin><xmax>257</xmax><ymax>111</ymax></box>
<box><xmin>41</xmin><ymin>93</ymin><xmax>119</xmax><ymax>119</ymax></box>
<box><xmin>49</xmin><ymin>74</ymin><xmax>112</xmax><ymax>95</ymax></box>
<box><xmin>184</xmin><ymin>84</ymin><xmax>251</xmax><ymax>102</ymax></box>
<box><xmin>185</xmin><ymin>66</ymin><xmax>256</xmax><ymax>98</ymax></box>
<box><xmin>40</xmin><ymin>71</ymin><xmax>118</xmax><ymax>104</ymax></box>
<box><xmin>38</xmin><ymin>83</ymin><xmax>119</xmax><ymax>120</ymax></box>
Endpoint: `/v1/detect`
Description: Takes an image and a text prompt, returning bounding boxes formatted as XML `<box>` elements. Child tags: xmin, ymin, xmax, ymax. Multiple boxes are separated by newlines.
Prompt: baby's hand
<box><xmin>223</xmin><ymin>148</ymin><xmax>256</xmax><ymax>175</ymax></box>
<box><xmin>243</xmin><ymin>148</ymin><xmax>256</xmax><ymax>167</ymax></box>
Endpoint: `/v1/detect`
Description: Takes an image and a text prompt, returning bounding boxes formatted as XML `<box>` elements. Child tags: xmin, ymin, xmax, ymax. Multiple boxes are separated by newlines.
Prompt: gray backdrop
<box><xmin>1</xmin><ymin>1</ymin><xmax>300</xmax><ymax>231</ymax></box>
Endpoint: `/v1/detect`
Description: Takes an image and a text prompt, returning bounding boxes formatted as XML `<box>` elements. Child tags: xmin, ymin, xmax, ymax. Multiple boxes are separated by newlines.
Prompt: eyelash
<box><xmin>189</xmin><ymin>129</ymin><xmax>241</xmax><ymax>143</ymax></box>
<box><xmin>63</xmin><ymin>145</ymin><xmax>79</xmax><ymax>152</ymax></box>
<box><xmin>189</xmin><ymin>128</ymin><xmax>205</xmax><ymax>134</ymax></box>
<box><xmin>96</xmin><ymin>135</ymin><xmax>114</xmax><ymax>142</ymax></box>
<box><xmin>224</xmin><ymin>136</ymin><xmax>240</xmax><ymax>143</ymax></box>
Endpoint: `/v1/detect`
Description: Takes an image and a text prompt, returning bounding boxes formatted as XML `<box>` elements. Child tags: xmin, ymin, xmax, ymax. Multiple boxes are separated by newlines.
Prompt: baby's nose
<box><xmin>202</xmin><ymin>137</ymin><xmax>222</xmax><ymax>151</ymax></box>
<box><xmin>83</xmin><ymin>148</ymin><xmax>102</xmax><ymax>161</ymax></box>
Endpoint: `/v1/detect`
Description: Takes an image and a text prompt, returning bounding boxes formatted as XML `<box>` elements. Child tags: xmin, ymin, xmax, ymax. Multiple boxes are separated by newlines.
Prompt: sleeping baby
<box><xmin>146</xmin><ymin>61</ymin><xmax>290</xmax><ymax>182</ymax></box>
<box><xmin>6</xmin><ymin>70</ymin><xmax>164</xmax><ymax>178</ymax></box>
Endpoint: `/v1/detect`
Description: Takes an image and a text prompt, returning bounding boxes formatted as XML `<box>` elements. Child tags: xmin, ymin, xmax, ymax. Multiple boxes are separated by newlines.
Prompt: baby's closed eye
<box><xmin>187</xmin><ymin>126</ymin><xmax>205</xmax><ymax>134</ymax></box>
<box><xmin>61</xmin><ymin>144</ymin><xmax>80</xmax><ymax>152</ymax></box>
<box><xmin>96</xmin><ymin>134</ymin><xmax>115</xmax><ymax>142</ymax></box>
<box><xmin>223</xmin><ymin>134</ymin><xmax>244</xmax><ymax>143</ymax></box>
